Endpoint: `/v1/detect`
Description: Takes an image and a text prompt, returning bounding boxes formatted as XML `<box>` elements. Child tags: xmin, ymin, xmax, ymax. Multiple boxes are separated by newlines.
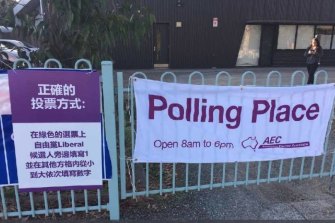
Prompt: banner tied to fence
<box><xmin>133</xmin><ymin>78</ymin><xmax>335</xmax><ymax>163</ymax></box>
<box><xmin>7</xmin><ymin>70</ymin><xmax>102</xmax><ymax>191</ymax></box>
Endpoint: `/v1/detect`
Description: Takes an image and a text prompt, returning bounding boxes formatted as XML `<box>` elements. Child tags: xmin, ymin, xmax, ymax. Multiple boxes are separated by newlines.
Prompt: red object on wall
<box><xmin>213</xmin><ymin>17</ymin><xmax>218</xmax><ymax>27</ymax></box>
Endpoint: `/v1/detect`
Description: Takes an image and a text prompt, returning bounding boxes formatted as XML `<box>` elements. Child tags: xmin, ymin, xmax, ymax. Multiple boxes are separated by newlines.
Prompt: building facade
<box><xmin>112</xmin><ymin>0</ymin><xmax>335</xmax><ymax>69</ymax></box>
<box><xmin>14</xmin><ymin>0</ymin><xmax>335</xmax><ymax>69</ymax></box>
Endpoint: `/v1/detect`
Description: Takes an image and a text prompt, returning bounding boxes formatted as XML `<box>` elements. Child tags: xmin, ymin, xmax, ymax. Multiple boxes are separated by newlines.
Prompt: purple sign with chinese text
<box><xmin>8</xmin><ymin>70</ymin><xmax>100</xmax><ymax>123</ymax></box>
<box><xmin>8</xmin><ymin>70</ymin><xmax>102</xmax><ymax>192</ymax></box>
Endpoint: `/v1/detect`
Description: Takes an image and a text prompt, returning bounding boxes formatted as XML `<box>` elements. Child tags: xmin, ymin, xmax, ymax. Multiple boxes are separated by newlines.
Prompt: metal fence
<box><xmin>0</xmin><ymin>59</ymin><xmax>119</xmax><ymax>221</ymax></box>
<box><xmin>1</xmin><ymin>59</ymin><xmax>334</xmax><ymax>221</ymax></box>
<box><xmin>116</xmin><ymin>68</ymin><xmax>334</xmax><ymax>200</ymax></box>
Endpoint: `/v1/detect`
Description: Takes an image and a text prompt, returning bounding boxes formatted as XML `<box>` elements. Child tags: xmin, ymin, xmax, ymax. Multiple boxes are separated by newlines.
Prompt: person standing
<box><xmin>304</xmin><ymin>37</ymin><xmax>323</xmax><ymax>84</ymax></box>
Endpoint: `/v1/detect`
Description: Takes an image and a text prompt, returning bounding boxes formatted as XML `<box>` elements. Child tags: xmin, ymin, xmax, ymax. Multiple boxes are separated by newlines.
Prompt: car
<box><xmin>0</xmin><ymin>39</ymin><xmax>39</xmax><ymax>68</ymax></box>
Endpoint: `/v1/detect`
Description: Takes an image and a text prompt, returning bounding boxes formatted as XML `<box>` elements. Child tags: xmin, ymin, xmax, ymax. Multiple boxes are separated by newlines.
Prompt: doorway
<box><xmin>153</xmin><ymin>23</ymin><xmax>169</xmax><ymax>67</ymax></box>
<box><xmin>259</xmin><ymin>25</ymin><xmax>277</xmax><ymax>66</ymax></box>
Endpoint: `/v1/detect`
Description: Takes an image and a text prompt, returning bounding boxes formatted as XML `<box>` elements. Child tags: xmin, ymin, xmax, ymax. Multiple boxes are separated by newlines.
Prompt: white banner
<box><xmin>133</xmin><ymin>78</ymin><xmax>335</xmax><ymax>163</ymax></box>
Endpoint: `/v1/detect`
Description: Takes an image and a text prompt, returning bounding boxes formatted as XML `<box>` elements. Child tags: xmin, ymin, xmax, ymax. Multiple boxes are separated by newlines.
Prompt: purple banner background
<box><xmin>8</xmin><ymin>70</ymin><xmax>100</xmax><ymax>123</ymax></box>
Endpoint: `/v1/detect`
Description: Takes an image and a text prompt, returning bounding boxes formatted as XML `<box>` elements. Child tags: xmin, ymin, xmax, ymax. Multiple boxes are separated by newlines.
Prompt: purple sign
<box><xmin>8</xmin><ymin>70</ymin><xmax>100</xmax><ymax>123</ymax></box>
<box><xmin>7</xmin><ymin>70</ymin><xmax>103</xmax><ymax>191</ymax></box>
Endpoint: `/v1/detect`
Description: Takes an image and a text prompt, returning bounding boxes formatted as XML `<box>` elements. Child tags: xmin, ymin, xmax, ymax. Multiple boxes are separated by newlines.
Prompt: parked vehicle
<box><xmin>0</xmin><ymin>39</ymin><xmax>39</xmax><ymax>69</ymax></box>
<box><xmin>0</xmin><ymin>50</ymin><xmax>13</xmax><ymax>69</ymax></box>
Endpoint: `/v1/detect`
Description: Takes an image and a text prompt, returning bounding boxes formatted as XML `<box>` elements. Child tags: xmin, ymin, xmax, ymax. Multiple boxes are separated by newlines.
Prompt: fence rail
<box><xmin>1</xmin><ymin>60</ymin><xmax>334</xmax><ymax>221</ymax></box>
<box><xmin>0</xmin><ymin>59</ymin><xmax>119</xmax><ymax>221</ymax></box>
<box><xmin>116</xmin><ymin>69</ymin><xmax>335</xmax><ymax>200</ymax></box>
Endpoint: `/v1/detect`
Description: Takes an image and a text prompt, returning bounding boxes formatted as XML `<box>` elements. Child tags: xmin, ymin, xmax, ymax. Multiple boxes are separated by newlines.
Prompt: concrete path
<box><xmin>8</xmin><ymin>178</ymin><xmax>335</xmax><ymax>222</ymax></box>
<box><xmin>121</xmin><ymin>177</ymin><xmax>335</xmax><ymax>221</ymax></box>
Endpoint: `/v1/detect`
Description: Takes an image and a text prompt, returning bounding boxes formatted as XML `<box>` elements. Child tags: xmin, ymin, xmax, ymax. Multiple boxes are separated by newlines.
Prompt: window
<box><xmin>277</xmin><ymin>24</ymin><xmax>335</xmax><ymax>50</ymax></box>
<box><xmin>296</xmin><ymin>25</ymin><xmax>314</xmax><ymax>49</ymax></box>
<box><xmin>316</xmin><ymin>25</ymin><xmax>333</xmax><ymax>49</ymax></box>
<box><xmin>0</xmin><ymin>41</ymin><xmax>16</xmax><ymax>50</ymax></box>
<box><xmin>236</xmin><ymin>25</ymin><xmax>261</xmax><ymax>66</ymax></box>
<box><xmin>277</xmin><ymin>25</ymin><xmax>296</xmax><ymax>49</ymax></box>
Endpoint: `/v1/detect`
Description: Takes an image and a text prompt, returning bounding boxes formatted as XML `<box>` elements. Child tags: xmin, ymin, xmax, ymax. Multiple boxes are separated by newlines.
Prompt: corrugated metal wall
<box><xmin>113</xmin><ymin>0</ymin><xmax>335</xmax><ymax>69</ymax></box>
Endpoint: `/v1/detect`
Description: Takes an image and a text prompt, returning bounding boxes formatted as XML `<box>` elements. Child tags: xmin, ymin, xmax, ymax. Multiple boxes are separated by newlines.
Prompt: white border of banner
<box><xmin>133</xmin><ymin>78</ymin><xmax>335</xmax><ymax>163</ymax></box>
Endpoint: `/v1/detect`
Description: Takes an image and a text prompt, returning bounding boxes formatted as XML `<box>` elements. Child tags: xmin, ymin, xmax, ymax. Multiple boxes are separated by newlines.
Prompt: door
<box><xmin>259</xmin><ymin>25</ymin><xmax>277</xmax><ymax>67</ymax></box>
<box><xmin>153</xmin><ymin>23</ymin><xmax>169</xmax><ymax>67</ymax></box>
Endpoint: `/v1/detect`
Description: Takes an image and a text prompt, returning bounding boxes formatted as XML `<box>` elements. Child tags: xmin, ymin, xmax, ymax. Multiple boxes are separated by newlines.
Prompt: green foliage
<box><xmin>15</xmin><ymin>0</ymin><xmax>155</xmax><ymax>68</ymax></box>
<box><xmin>0</xmin><ymin>0</ymin><xmax>15</xmax><ymax>27</ymax></box>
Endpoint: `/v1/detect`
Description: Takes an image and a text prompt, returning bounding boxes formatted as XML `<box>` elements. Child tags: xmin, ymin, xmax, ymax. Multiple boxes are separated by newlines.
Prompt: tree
<box><xmin>15</xmin><ymin>0</ymin><xmax>155</xmax><ymax>68</ymax></box>
<box><xmin>0</xmin><ymin>0</ymin><xmax>15</xmax><ymax>28</ymax></box>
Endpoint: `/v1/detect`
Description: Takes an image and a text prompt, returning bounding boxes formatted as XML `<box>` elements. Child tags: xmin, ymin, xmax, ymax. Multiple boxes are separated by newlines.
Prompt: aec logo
<box><xmin>263</xmin><ymin>136</ymin><xmax>282</xmax><ymax>144</ymax></box>
<box><xmin>241</xmin><ymin>136</ymin><xmax>282</xmax><ymax>151</ymax></box>
<box><xmin>242</xmin><ymin>135</ymin><xmax>309</xmax><ymax>150</ymax></box>
<box><xmin>241</xmin><ymin>137</ymin><xmax>258</xmax><ymax>151</ymax></box>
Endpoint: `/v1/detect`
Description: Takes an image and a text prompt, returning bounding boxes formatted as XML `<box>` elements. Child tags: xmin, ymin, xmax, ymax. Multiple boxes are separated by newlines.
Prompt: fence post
<box><xmin>101</xmin><ymin>61</ymin><xmax>120</xmax><ymax>220</ymax></box>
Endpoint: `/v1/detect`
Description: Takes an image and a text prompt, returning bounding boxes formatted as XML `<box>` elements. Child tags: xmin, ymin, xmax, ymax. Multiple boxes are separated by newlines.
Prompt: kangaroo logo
<box><xmin>241</xmin><ymin>137</ymin><xmax>258</xmax><ymax>151</ymax></box>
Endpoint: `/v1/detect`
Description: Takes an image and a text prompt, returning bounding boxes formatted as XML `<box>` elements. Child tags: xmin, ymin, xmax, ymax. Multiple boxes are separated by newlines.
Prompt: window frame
<box><xmin>277</xmin><ymin>24</ymin><xmax>335</xmax><ymax>50</ymax></box>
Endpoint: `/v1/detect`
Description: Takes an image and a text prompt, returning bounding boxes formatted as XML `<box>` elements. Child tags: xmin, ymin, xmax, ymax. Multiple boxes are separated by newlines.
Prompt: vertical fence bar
<box><xmin>185</xmin><ymin>164</ymin><xmax>189</xmax><ymax>192</ymax></box>
<box><xmin>278</xmin><ymin>160</ymin><xmax>284</xmax><ymax>182</ymax></box>
<box><xmin>84</xmin><ymin>190</ymin><xmax>88</xmax><ymax>213</ymax></box>
<box><xmin>245</xmin><ymin>163</ymin><xmax>250</xmax><ymax>185</ymax></box>
<box><xmin>14</xmin><ymin>186</ymin><xmax>21</xmax><ymax>218</ymax></box>
<box><xmin>29</xmin><ymin>192</ymin><xmax>35</xmax><ymax>217</ymax></box>
<box><xmin>160</xmin><ymin>165</ymin><xmax>165</xmax><ymax>194</ymax></box>
<box><xmin>309</xmin><ymin>157</ymin><xmax>316</xmax><ymax>178</ymax></box>
<box><xmin>43</xmin><ymin>191</ymin><xmax>49</xmax><ymax>216</ymax></box>
<box><xmin>57</xmin><ymin>191</ymin><xmax>62</xmax><ymax>215</ymax></box>
<box><xmin>299</xmin><ymin>158</ymin><xmax>305</xmax><ymax>180</ymax></box>
<box><xmin>146</xmin><ymin>163</ymin><xmax>149</xmax><ymax>197</ymax></box>
<box><xmin>331</xmin><ymin>151</ymin><xmax>335</xmax><ymax>177</ymax></box>
<box><xmin>130</xmin><ymin>76</ymin><xmax>136</xmax><ymax>198</ymax></box>
<box><xmin>319</xmin><ymin>136</ymin><xmax>328</xmax><ymax>176</ymax></box>
<box><xmin>172</xmin><ymin>163</ymin><xmax>176</xmax><ymax>194</ymax></box>
<box><xmin>267</xmin><ymin>161</ymin><xmax>272</xmax><ymax>183</ymax></box>
<box><xmin>97</xmin><ymin>189</ymin><xmax>101</xmax><ymax>212</ymax></box>
<box><xmin>71</xmin><ymin>190</ymin><xmax>75</xmax><ymax>214</ymax></box>
<box><xmin>0</xmin><ymin>187</ymin><xmax>8</xmax><ymax>219</ymax></box>
<box><xmin>210</xmin><ymin>164</ymin><xmax>214</xmax><ymax>190</ymax></box>
<box><xmin>188</xmin><ymin>72</ymin><xmax>204</xmax><ymax>193</ymax></box>
<box><xmin>257</xmin><ymin>162</ymin><xmax>261</xmax><ymax>185</ymax></box>
<box><xmin>221</xmin><ymin>163</ymin><xmax>226</xmax><ymax>188</ymax></box>
<box><xmin>197</xmin><ymin>164</ymin><xmax>202</xmax><ymax>191</ymax></box>
<box><xmin>289</xmin><ymin>159</ymin><xmax>294</xmax><ymax>181</ymax></box>
<box><xmin>117</xmin><ymin>72</ymin><xmax>126</xmax><ymax>199</ymax></box>
<box><xmin>101</xmin><ymin>61</ymin><xmax>120</xmax><ymax>221</ymax></box>
<box><xmin>234</xmin><ymin>162</ymin><xmax>238</xmax><ymax>187</ymax></box>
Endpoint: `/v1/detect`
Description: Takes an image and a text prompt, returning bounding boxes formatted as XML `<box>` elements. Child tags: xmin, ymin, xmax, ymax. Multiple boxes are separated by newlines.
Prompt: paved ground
<box><xmin>6</xmin><ymin>177</ymin><xmax>335</xmax><ymax>222</ymax></box>
<box><xmin>120</xmin><ymin>177</ymin><xmax>335</xmax><ymax>221</ymax></box>
<box><xmin>4</xmin><ymin>66</ymin><xmax>335</xmax><ymax>222</ymax></box>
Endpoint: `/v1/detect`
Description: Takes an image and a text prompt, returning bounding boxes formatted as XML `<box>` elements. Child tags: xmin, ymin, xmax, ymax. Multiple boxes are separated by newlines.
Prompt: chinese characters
<box><xmin>31</xmin><ymin>84</ymin><xmax>85</xmax><ymax>110</ymax></box>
